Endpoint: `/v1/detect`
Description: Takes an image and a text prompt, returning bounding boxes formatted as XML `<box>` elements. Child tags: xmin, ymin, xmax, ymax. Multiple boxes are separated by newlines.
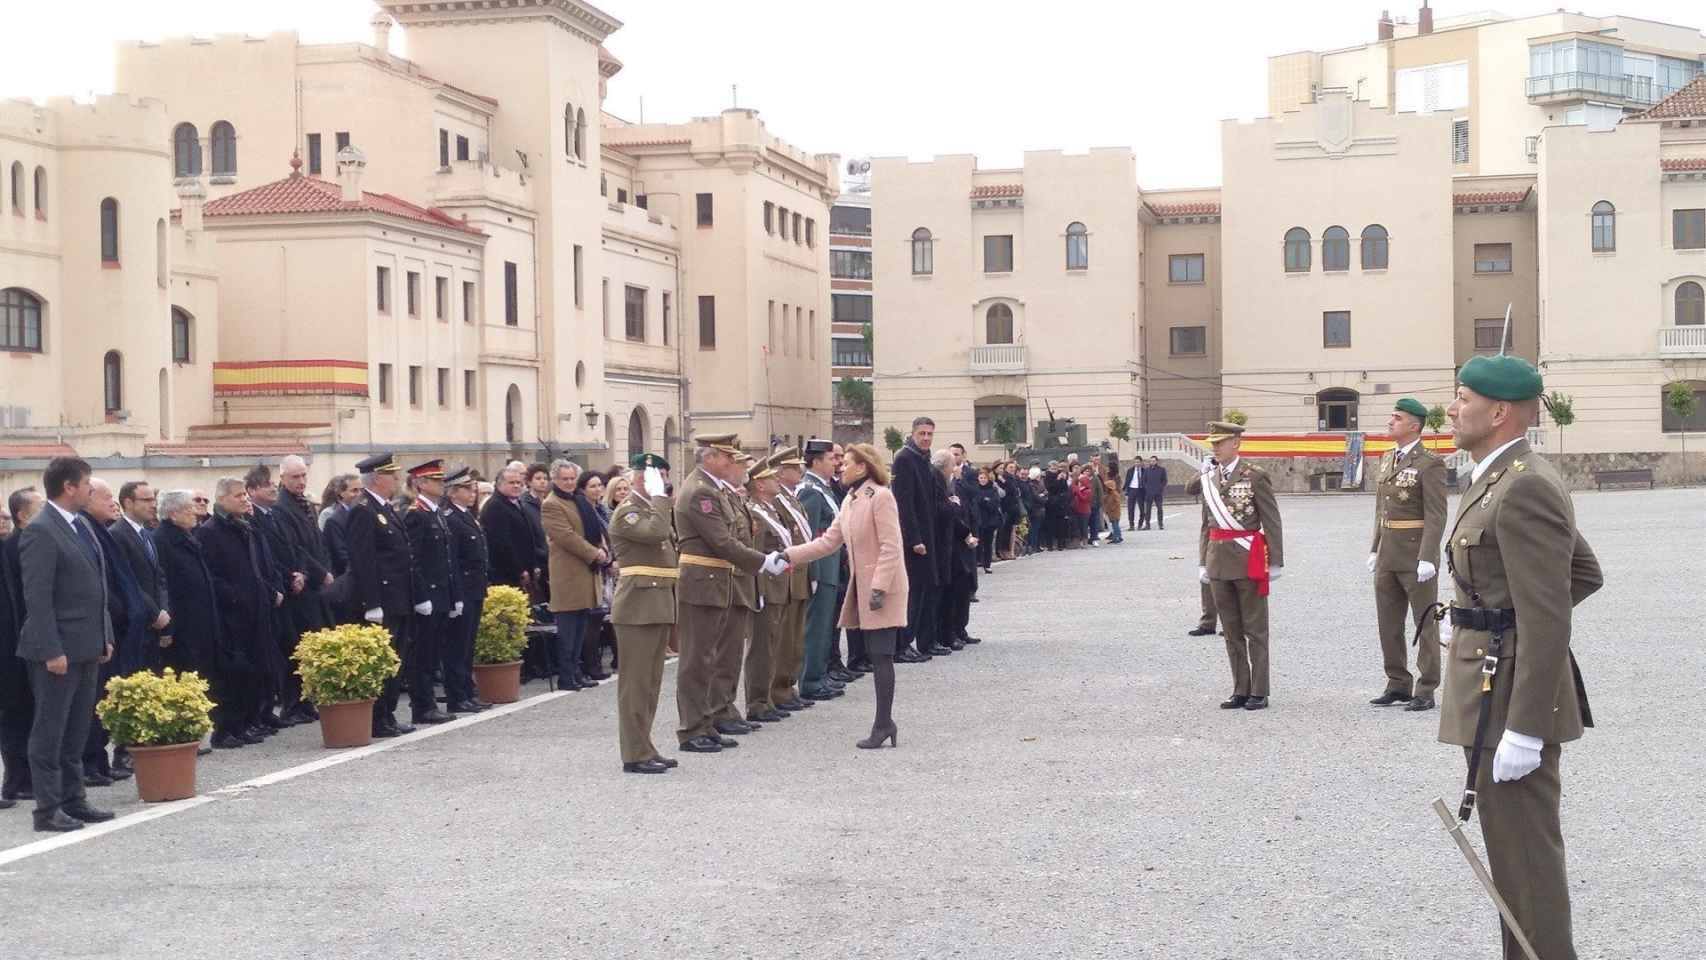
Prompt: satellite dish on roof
<box><xmin>845</xmin><ymin>158</ymin><xmax>871</xmax><ymax>176</ymax></box>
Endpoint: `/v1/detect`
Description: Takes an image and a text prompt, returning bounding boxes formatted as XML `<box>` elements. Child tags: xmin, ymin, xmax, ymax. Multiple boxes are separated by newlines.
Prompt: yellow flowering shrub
<box><xmin>95</xmin><ymin>668</ymin><xmax>215</xmax><ymax>747</ymax></box>
<box><xmin>476</xmin><ymin>585</ymin><xmax>532</xmax><ymax>665</ymax></box>
<box><xmin>292</xmin><ymin>624</ymin><xmax>401</xmax><ymax>704</ymax></box>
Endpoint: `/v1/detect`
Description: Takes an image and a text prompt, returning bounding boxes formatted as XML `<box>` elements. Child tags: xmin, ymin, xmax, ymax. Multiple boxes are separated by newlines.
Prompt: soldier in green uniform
<box><xmin>1440</xmin><ymin>355</ymin><xmax>1601</xmax><ymax>960</ymax></box>
<box><xmin>1188</xmin><ymin>421</ymin><xmax>1284</xmax><ymax>710</ymax></box>
<box><xmin>609</xmin><ymin>453</ymin><xmax>679</xmax><ymax>774</ymax></box>
<box><xmin>1367</xmin><ymin>397</ymin><xmax>1449</xmax><ymax>711</ymax></box>
<box><xmin>741</xmin><ymin>455</ymin><xmax>789</xmax><ymax>724</ymax></box>
<box><xmin>767</xmin><ymin>448</ymin><xmax>817</xmax><ymax>712</ymax></box>
<box><xmin>673</xmin><ymin>436</ymin><xmax>778</xmax><ymax>754</ymax></box>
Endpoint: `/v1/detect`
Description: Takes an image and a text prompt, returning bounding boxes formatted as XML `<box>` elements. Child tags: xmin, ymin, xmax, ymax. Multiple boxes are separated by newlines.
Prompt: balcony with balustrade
<box><xmin>1659</xmin><ymin>325</ymin><xmax>1706</xmax><ymax>358</ymax></box>
<box><xmin>969</xmin><ymin>344</ymin><xmax>1027</xmax><ymax>375</ymax></box>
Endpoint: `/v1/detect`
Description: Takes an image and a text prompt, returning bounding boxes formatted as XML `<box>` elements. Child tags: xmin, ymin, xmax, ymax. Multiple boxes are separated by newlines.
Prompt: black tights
<box><xmin>869</xmin><ymin>654</ymin><xmax>895</xmax><ymax>732</ymax></box>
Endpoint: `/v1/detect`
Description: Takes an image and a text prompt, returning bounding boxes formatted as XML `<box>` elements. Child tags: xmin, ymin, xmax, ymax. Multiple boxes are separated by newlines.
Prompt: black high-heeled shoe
<box><xmin>856</xmin><ymin>724</ymin><xmax>898</xmax><ymax>749</ymax></box>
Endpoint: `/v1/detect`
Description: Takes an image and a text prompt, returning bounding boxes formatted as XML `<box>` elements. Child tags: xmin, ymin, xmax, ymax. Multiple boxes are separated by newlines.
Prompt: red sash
<box><xmin>1208</xmin><ymin>527</ymin><xmax>1271</xmax><ymax>596</ymax></box>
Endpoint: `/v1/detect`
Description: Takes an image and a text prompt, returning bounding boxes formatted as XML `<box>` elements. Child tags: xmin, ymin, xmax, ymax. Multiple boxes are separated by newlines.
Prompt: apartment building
<box><xmin>829</xmin><ymin>168</ymin><xmax>874</xmax><ymax>444</ymax></box>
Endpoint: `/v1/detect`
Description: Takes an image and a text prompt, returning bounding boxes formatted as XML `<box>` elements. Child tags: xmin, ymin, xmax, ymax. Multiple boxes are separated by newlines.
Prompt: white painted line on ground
<box><xmin>0</xmin><ymin>689</ymin><xmax>572</xmax><ymax>869</ymax></box>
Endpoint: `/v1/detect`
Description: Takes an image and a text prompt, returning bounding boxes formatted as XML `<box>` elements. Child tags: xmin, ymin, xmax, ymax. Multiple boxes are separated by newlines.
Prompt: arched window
<box><xmin>210</xmin><ymin>121</ymin><xmax>237</xmax><ymax>177</ymax></box>
<box><xmin>0</xmin><ymin>287</ymin><xmax>44</xmax><ymax>352</ymax></box>
<box><xmin>986</xmin><ymin>303</ymin><xmax>1014</xmax><ymax>344</ymax></box>
<box><xmin>1591</xmin><ymin>201</ymin><xmax>1616</xmax><ymax>253</ymax></box>
<box><xmin>663</xmin><ymin>415</ymin><xmax>679</xmax><ymax>463</ymax></box>
<box><xmin>1678</xmin><ymin>281</ymin><xmax>1705</xmax><ymax>326</ymax></box>
<box><xmin>1322</xmin><ymin>226</ymin><xmax>1350</xmax><ymax>271</ymax></box>
<box><xmin>1284</xmin><ymin>227</ymin><xmax>1311</xmax><ymax>272</ymax></box>
<box><xmin>171</xmin><ymin>307</ymin><xmax>193</xmax><ymax>363</ymax></box>
<box><xmin>575</xmin><ymin>108</ymin><xmax>587</xmax><ymax>160</ymax></box>
<box><xmin>172</xmin><ymin>123</ymin><xmax>201</xmax><ymax>177</ymax></box>
<box><xmin>627</xmin><ymin>405</ymin><xmax>648</xmax><ymax>459</ymax></box>
<box><xmin>911</xmin><ymin>227</ymin><xmax>933</xmax><ymax>275</ymax></box>
<box><xmin>1316</xmin><ymin>388</ymin><xmax>1359</xmax><ymax>431</ymax></box>
<box><xmin>33</xmin><ymin>166</ymin><xmax>46</xmax><ymax>219</ymax></box>
<box><xmin>504</xmin><ymin>384</ymin><xmax>522</xmax><ymax>443</ymax></box>
<box><xmin>8</xmin><ymin>162</ymin><xmax>19</xmax><ymax>211</ymax></box>
<box><xmin>1065</xmin><ymin>221</ymin><xmax>1089</xmax><ymax>270</ymax></box>
<box><xmin>564</xmin><ymin>103</ymin><xmax>576</xmax><ymax>158</ymax></box>
<box><xmin>103</xmin><ymin>351</ymin><xmax>123</xmax><ymax>415</ymax></box>
<box><xmin>1360</xmin><ymin>224</ymin><xmax>1389</xmax><ymax>269</ymax></box>
<box><xmin>100</xmin><ymin>198</ymin><xmax>119</xmax><ymax>263</ymax></box>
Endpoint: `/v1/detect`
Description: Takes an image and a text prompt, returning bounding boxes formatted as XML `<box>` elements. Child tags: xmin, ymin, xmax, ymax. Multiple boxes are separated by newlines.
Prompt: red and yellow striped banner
<box><xmin>1186</xmin><ymin>434</ymin><xmax>1456</xmax><ymax>458</ymax></box>
<box><xmin>214</xmin><ymin>359</ymin><xmax>368</xmax><ymax>398</ymax></box>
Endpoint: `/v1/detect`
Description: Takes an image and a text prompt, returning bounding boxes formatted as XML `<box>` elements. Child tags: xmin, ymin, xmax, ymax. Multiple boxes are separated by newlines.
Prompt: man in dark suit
<box><xmin>196</xmin><ymin>477</ymin><xmax>285</xmax><ymax>748</ymax></box>
<box><xmin>1142</xmin><ymin>457</ymin><xmax>1169</xmax><ymax>530</ymax></box>
<box><xmin>1122</xmin><ymin>461</ymin><xmax>1144</xmax><ymax>531</ymax></box>
<box><xmin>81</xmin><ymin>478</ymin><xmax>150</xmax><ymax>782</ymax></box>
<box><xmin>480</xmin><ymin>465</ymin><xmax>538</xmax><ymax>591</ymax></box>
<box><xmin>275</xmin><ymin>456</ymin><xmax>333</xmax><ymax>722</ymax></box>
<box><xmin>1</xmin><ymin>487</ymin><xmax>42</xmax><ymax>807</ymax></box>
<box><xmin>348</xmin><ymin>453</ymin><xmax>418</xmax><ymax>737</ymax></box>
<box><xmin>16</xmin><ymin>457</ymin><xmax>116</xmax><ymax>832</ymax></box>
<box><xmin>442</xmin><ymin>467</ymin><xmax>490</xmax><ymax>714</ymax></box>
<box><xmin>890</xmin><ymin>417</ymin><xmax>942</xmax><ymax>662</ymax></box>
<box><xmin>248</xmin><ymin>464</ymin><xmax>324</xmax><ymax>727</ymax></box>
<box><xmin>402</xmin><ymin>460</ymin><xmax>458</xmax><ymax>726</ymax></box>
<box><xmin>108</xmin><ymin>482</ymin><xmax>172</xmax><ymax>679</ymax></box>
<box><xmin>324</xmin><ymin>476</ymin><xmax>359</xmax><ymax>580</ymax></box>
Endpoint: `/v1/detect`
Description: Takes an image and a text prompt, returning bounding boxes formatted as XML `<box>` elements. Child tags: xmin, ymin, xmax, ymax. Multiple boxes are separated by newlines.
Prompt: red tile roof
<box><xmin>1147</xmin><ymin>201</ymin><xmax>1221</xmax><ymax>218</ymax></box>
<box><xmin>205</xmin><ymin>172</ymin><xmax>484</xmax><ymax>236</ymax></box>
<box><xmin>0</xmin><ymin>443</ymin><xmax>77</xmax><ymax>460</ymax></box>
<box><xmin>602</xmin><ymin>135</ymin><xmax>690</xmax><ymax>148</ymax></box>
<box><xmin>1661</xmin><ymin>157</ymin><xmax>1706</xmax><ymax>172</ymax></box>
<box><xmin>1453</xmin><ymin>188</ymin><xmax>1530</xmax><ymax>207</ymax></box>
<box><xmin>969</xmin><ymin>183</ymin><xmax>1023</xmax><ymax>199</ymax></box>
<box><xmin>1636</xmin><ymin>75</ymin><xmax>1706</xmax><ymax>120</ymax></box>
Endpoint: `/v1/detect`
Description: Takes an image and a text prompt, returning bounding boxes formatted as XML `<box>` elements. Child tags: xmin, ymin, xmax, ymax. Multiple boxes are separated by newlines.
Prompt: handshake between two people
<box><xmin>760</xmin><ymin>551</ymin><xmax>792</xmax><ymax>577</ymax></box>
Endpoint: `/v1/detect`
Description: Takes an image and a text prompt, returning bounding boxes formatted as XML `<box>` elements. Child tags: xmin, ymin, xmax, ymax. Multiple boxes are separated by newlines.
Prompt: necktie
<box><xmin>142</xmin><ymin>527</ymin><xmax>158</xmax><ymax>564</ymax></box>
<box><xmin>73</xmin><ymin>517</ymin><xmax>102</xmax><ymax>569</ymax></box>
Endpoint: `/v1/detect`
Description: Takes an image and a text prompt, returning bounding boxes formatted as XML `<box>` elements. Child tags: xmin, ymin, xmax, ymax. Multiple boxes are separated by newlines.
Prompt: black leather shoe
<box><xmin>927</xmin><ymin>643</ymin><xmax>954</xmax><ymax>656</ymax></box>
<box><xmin>62</xmin><ymin>799</ymin><xmax>116</xmax><ymax>823</ymax></box>
<box><xmin>390</xmin><ymin>721</ymin><xmax>417</xmax><ymax>735</ymax></box>
<box><xmin>656</xmin><ymin>756</ymin><xmax>679</xmax><ymax>769</ymax></box>
<box><xmin>1188</xmin><ymin>627</ymin><xmax>1216</xmax><ymax>637</ymax></box>
<box><xmin>83</xmin><ymin>771</ymin><xmax>113</xmax><ymax>787</ymax></box>
<box><xmin>245</xmin><ymin>725</ymin><xmax>273</xmax><ymax>740</ymax></box>
<box><xmin>623</xmin><ymin>759</ymin><xmax>670</xmax><ymax>774</ymax></box>
<box><xmin>747</xmin><ymin>710</ymin><xmax>785</xmax><ymax>723</ymax></box>
<box><xmin>1243</xmin><ymin>696</ymin><xmax>1270</xmax><ymax>711</ymax></box>
<box><xmin>894</xmin><ymin>649</ymin><xmax>925</xmax><ymax>664</ymax></box>
<box><xmin>961</xmin><ymin>635</ymin><xmax>982</xmax><ymax>645</ymax></box>
<box><xmin>801</xmin><ymin>688</ymin><xmax>837</xmax><ymax>701</ymax></box>
<box><xmin>0</xmin><ymin>798</ymin><xmax>11</xmax><ymax>809</ymax></box>
<box><xmin>715</xmin><ymin>720</ymin><xmax>755</xmax><ymax>736</ymax></box>
<box><xmin>847</xmin><ymin>659</ymin><xmax>873</xmax><ymax>673</ymax></box>
<box><xmin>196</xmin><ymin>745</ymin><xmax>213</xmax><ymax>756</ymax></box>
<box><xmin>1404</xmin><ymin>696</ymin><xmax>1436</xmax><ymax>712</ymax></box>
<box><xmin>106</xmin><ymin>765</ymin><xmax>132</xmax><ymax>782</ymax></box>
<box><xmin>1219</xmin><ymin>695</ymin><xmax>1249</xmax><ymax>709</ymax></box>
<box><xmin>212</xmin><ymin>733</ymin><xmax>245</xmax><ymax>749</ymax></box>
<box><xmin>412</xmin><ymin>709</ymin><xmax>455</xmax><ymax>725</ymax></box>
<box><xmin>828</xmin><ymin>668</ymin><xmax>857</xmax><ymax>683</ymax></box>
<box><xmin>260</xmin><ymin>712</ymin><xmax>290</xmax><ymax>730</ymax></box>
<box><xmin>680</xmin><ymin>736</ymin><xmax>722</xmax><ymax>754</ymax></box>
<box><xmin>372</xmin><ymin>725</ymin><xmax>400</xmax><ymax>739</ymax></box>
<box><xmin>1370</xmin><ymin>690</ymin><xmax>1411</xmax><ymax>706</ymax></box>
<box><xmin>711</xmin><ymin>734</ymin><xmax>739</xmax><ymax>747</ymax></box>
<box><xmin>33</xmin><ymin>810</ymin><xmax>84</xmax><ymax>833</ymax></box>
<box><xmin>111</xmin><ymin>753</ymin><xmax>134</xmax><ymax>774</ymax></box>
<box><xmin>780</xmin><ymin>699</ymin><xmax>813</xmax><ymax>710</ymax></box>
<box><xmin>948</xmin><ymin>638</ymin><xmax>966</xmax><ymax>651</ymax></box>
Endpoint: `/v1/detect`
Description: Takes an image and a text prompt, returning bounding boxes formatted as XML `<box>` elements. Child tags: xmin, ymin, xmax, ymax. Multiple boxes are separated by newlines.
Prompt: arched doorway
<box><xmin>1316</xmin><ymin>388</ymin><xmax>1359</xmax><ymax>431</ymax></box>
<box><xmin>504</xmin><ymin>384</ymin><xmax>521</xmax><ymax>443</ymax></box>
<box><xmin>627</xmin><ymin>405</ymin><xmax>649</xmax><ymax>460</ymax></box>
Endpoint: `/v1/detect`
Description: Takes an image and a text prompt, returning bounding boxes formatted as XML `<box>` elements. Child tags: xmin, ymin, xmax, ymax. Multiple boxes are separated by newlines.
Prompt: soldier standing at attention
<box><xmin>742</xmin><ymin>455</ymin><xmax>792</xmax><ymax>726</ymax></box>
<box><xmin>441</xmin><ymin>467</ymin><xmax>490</xmax><ymax>715</ymax></box>
<box><xmin>609</xmin><ymin>454</ymin><xmax>679</xmax><ymax>774</ymax></box>
<box><xmin>1440</xmin><ymin>355</ymin><xmax>1601</xmax><ymax>960</ymax></box>
<box><xmin>768</xmin><ymin>448</ymin><xmax>820</xmax><ymax>712</ymax></box>
<box><xmin>1190</xmin><ymin>421</ymin><xmax>1284</xmax><ymax>711</ymax></box>
<box><xmin>348</xmin><ymin>453</ymin><xmax>418</xmax><ymax>738</ymax></box>
<box><xmin>402</xmin><ymin>460</ymin><xmax>459</xmax><ymax>726</ymax></box>
<box><xmin>1367</xmin><ymin>398</ymin><xmax>1449</xmax><ymax>712</ymax></box>
<box><xmin>673</xmin><ymin>436</ymin><xmax>780</xmax><ymax>754</ymax></box>
<box><xmin>795</xmin><ymin>440</ymin><xmax>849</xmax><ymax>700</ymax></box>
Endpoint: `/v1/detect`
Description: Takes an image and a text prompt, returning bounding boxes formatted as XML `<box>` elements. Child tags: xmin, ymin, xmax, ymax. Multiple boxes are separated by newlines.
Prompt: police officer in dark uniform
<box><xmin>442</xmin><ymin>467</ymin><xmax>490</xmax><ymax>714</ymax></box>
<box><xmin>347</xmin><ymin>453</ymin><xmax>417</xmax><ymax>737</ymax></box>
<box><xmin>403</xmin><ymin>460</ymin><xmax>458</xmax><ymax>726</ymax></box>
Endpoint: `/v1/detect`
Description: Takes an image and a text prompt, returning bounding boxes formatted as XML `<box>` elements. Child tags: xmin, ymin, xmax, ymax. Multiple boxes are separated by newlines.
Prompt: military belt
<box><xmin>677</xmin><ymin>554</ymin><xmax>734</xmax><ymax>571</ymax></box>
<box><xmin>1381</xmin><ymin>519</ymin><xmax>1425</xmax><ymax>529</ymax></box>
<box><xmin>618</xmin><ymin>565</ymin><xmax>679</xmax><ymax>579</ymax></box>
<box><xmin>1448</xmin><ymin>606</ymin><xmax>1516</xmax><ymax>632</ymax></box>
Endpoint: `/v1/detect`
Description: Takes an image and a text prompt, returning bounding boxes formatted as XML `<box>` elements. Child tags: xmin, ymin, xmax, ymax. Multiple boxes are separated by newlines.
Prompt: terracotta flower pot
<box><xmin>318</xmin><ymin>698</ymin><xmax>377</xmax><ymax>748</ymax></box>
<box><xmin>473</xmin><ymin>661</ymin><xmax>523</xmax><ymax>704</ymax></box>
<box><xmin>128</xmin><ymin>741</ymin><xmax>200</xmax><ymax>802</ymax></box>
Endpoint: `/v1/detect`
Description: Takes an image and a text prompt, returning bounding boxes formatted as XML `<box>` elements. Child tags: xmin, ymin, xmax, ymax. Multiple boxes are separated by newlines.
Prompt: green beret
<box><xmin>1393</xmin><ymin>398</ymin><xmax>1428</xmax><ymax>421</ymax></box>
<box><xmin>630</xmin><ymin>452</ymin><xmax>670</xmax><ymax>472</ymax></box>
<box><xmin>1459</xmin><ymin>355</ymin><xmax>1543</xmax><ymax>402</ymax></box>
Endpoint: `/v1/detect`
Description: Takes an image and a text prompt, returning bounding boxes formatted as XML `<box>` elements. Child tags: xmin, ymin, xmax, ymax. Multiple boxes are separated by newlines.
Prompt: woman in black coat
<box><xmin>195</xmin><ymin>492</ymin><xmax>284</xmax><ymax>745</ymax></box>
<box><xmin>155</xmin><ymin>492</ymin><xmax>224</xmax><ymax>681</ymax></box>
<box><xmin>969</xmin><ymin>467</ymin><xmax>1004</xmax><ymax>573</ymax></box>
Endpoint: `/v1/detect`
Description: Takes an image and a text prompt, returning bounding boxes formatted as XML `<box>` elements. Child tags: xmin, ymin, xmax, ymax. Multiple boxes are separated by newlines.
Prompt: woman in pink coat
<box><xmin>785</xmin><ymin>443</ymin><xmax>909</xmax><ymax>749</ymax></box>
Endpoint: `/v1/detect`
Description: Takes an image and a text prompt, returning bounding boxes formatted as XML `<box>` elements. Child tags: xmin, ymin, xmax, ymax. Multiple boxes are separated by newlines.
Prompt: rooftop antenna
<box><xmin>731</xmin><ymin>84</ymin><xmax>738</xmax><ymax>108</ymax></box>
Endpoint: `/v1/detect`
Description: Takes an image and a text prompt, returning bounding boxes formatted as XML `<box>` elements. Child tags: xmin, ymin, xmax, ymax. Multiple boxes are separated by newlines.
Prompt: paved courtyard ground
<box><xmin>1</xmin><ymin>488</ymin><xmax>1699</xmax><ymax>959</ymax></box>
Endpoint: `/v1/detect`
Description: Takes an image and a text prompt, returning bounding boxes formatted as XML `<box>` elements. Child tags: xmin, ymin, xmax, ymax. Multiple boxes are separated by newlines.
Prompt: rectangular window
<box><xmin>1323</xmin><ymin>310</ymin><xmax>1352</xmax><ymax>348</ymax></box>
<box><xmin>635</xmin><ymin>194</ymin><xmax>647</xmax><ymax>209</ymax></box>
<box><xmin>832</xmin><ymin>293</ymin><xmax>873</xmax><ymax>323</ymax></box>
<box><xmin>1675</xmin><ymin>209</ymin><xmax>1706</xmax><ymax>250</ymax></box>
<box><xmin>455</xmin><ymin>135</ymin><xmax>469</xmax><ymax>162</ymax></box>
<box><xmin>805</xmin><ymin>218</ymin><xmax>816</xmax><ymax>248</ymax></box>
<box><xmin>436</xmin><ymin>367</ymin><xmax>449</xmax><ymax>407</ymax></box>
<box><xmin>792</xmin><ymin>212</ymin><xmax>803</xmax><ymax>244</ymax></box>
<box><xmin>435</xmin><ymin>277</ymin><xmax>448</xmax><ymax>321</ymax></box>
<box><xmin>698</xmin><ymin>295</ymin><xmax>716</xmax><ymax>349</ymax></box>
<box><xmin>661</xmin><ymin>292</ymin><xmax>671</xmax><ymax>345</ymax></box>
<box><xmin>779</xmin><ymin>207</ymin><xmax>790</xmax><ymax>241</ymax></box>
<box><xmin>1473</xmin><ymin>242</ymin><xmax>1512</xmax><ymax>274</ymax></box>
<box><xmin>830</xmin><ymin>250</ymin><xmax>872</xmax><ymax>280</ymax></box>
<box><xmin>1474</xmin><ymin>318</ymin><xmax>1510</xmax><ymax>354</ymax></box>
<box><xmin>439</xmin><ymin>129</ymin><xmax>449</xmax><ymax>168</ymax></box>
<box><xmin>376</xmin><ymin>266</ymin><xmax>391</xmax><ymax>313</ymax></box>
<box><xmin>624</xmin><ymin>284</ymin><xmax>646</xmax><ymax>342</ymax></box>
<box><xmin>408</xmin><ymin>365</ymin><xmax>421</xmax><ymax>407</ymax></box>
<box><xmin>1168</xmin><ymin>254</ymin><xmax>1205</xmax><ymax>284</ymax></box>
<box><xmin>984</xmin><ymin>235</ymin><xmax>1014</xmax><ymax>273</ymax></box>
<box><xmin>832</xmin><ymin>338</ymin><xmax>872</xmax><ymax>367</ymax></box>
<box><xmin>464</xmin><ymin>369</ymin><xmax>476</xmax><ymax>408</ymax></box>
<box><xmin>617</xmin><ymin>187</ymin><xmax>628</xmax><ymax>204</ymax></box>
<box><xmin>1452</xmin><ymin>119</ymin><xmax>1470</xmax><ymax>165</ymax></box>
<box><xmin>767</xmin><ymin>300</ymin><xmax>777</xmax><ymax>353</ymax></box>
<box><xmin>763</xmin><ymin>201</ymin><xmax>774</xmax><ymax>234</ymax></box>
<box><xmin>462</xmin><ymin>281</ymin><xmax>476</xmax><ymax>324</ymax></box>
<box><xmin>1661</xmin><ymin>385</ymin><xmax>1706</xmax><ymax>432</ymax></box>
<box><xmin>406</xmin><ymin>271</ymin><xmax>420</xmax><ymax>316</ymax></box>
<box><xmin>306</xmin><ymin>134</ymin><xmax>322</xmax><ymax>175</ymax></box>
<box><xmin>504</xmin><ymin>261</ymin><xmax>518</xmax><ymax>325</ymax></box>
<box><xmin>573</xmin><ymin>245</ymin><xmax>583</xmax><ymax>308</ymax></box>
<box><xmin>809</xmin><ymin>310</ymin><xmax>816</xmax><ymax>358</ymax></box>
<box><xmin>1169</xmin><ymin>326</ymin><xmax>1206</xmax><ymax>356</ymax></box>
<box><xmin>377</xmin><ymin>363</ymin><xmax>392</xmax><ymax>405</ymax></box>
<box><xmin>335</xmin><ymin>131</ymin><xmax>350</xmax><ymax>152</ymax></box>
<box><xmin>696</xmin><ymin>192</ymin><xmax>713</xmax><ymax>226</ymax></box>
<box><xmin>974</xmin><ymin>404</ymin><xmax>1028</xmax><ymax>446</ymax></box>
<box><xmin>830</xmin><ymin>205</ymin><xmax>872</xmax><ymax>235</ymax></box>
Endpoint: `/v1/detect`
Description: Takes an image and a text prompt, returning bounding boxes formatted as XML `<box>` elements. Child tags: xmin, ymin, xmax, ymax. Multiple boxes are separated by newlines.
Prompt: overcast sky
<box><xmin>4</xmin><ymin>0</ymin><xmax>1703</xmax><ymax>189</ymax></box>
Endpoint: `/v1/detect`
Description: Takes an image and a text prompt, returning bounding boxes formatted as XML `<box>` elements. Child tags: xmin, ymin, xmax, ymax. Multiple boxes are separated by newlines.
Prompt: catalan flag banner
<box><xmin>1186</xmin><ymin>434</ymin><xmax>1456</xmax><ymax>458</ymax></box>
<box><xmin>213</xmin><ymin>359</ymin><xmax>369</xmax><ymax>398</ymax></box>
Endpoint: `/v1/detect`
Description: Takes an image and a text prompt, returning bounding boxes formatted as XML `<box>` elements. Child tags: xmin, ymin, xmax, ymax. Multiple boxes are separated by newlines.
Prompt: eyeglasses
<box><xmin>193</xmin><ymin>498</ymin><xmax>209</xmax><ymax>505</ymax></box>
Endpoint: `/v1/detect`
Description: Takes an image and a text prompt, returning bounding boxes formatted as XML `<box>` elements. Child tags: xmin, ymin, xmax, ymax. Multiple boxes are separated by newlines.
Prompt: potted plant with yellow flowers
<box><xmin>292</xmin><ymin>623</ymin><xmax>401</xmax><ymax>748</ymax></box>
<box><xmin>474</xmin><ymin>585</ymin><xmax>531</xmax><ymax>704</ymax></box>
<box><xmin>95</xmin><ymin>668</ymin><xmax>215</xmax><ymax>802</ymax></box>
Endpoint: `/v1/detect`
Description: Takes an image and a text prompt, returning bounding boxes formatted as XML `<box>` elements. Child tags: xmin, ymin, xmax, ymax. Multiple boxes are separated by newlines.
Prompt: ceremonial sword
<box><xmin>1430</xmin><ymin>797</ymin><xmax>1541</xmax><ymax>960</ymax></box>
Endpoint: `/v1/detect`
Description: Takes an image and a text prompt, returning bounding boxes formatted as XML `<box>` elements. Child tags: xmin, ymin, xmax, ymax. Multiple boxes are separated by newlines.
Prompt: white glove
<box><xmin>1492</xmin><ymin>730</ymin><xmax>1544</xmax><ymax>783</ymax></box>
<box><xmin>1198</xmin><ymin>565</ymin><xmax>1210</xmax><ymax>584</ymax></box>
<box><xmin>760</xmin><ymin>552</ymin><xmax>789</xmax><ymax>576</ymax></box>
<box><xmin>448</xmin><ymin>601</ymin><xmax>464</xmax><ymax>619</ymax></box>
<box><xmin>1366</xmin><ymin>553</ymin><xmax>1378</xmax><ymax>574</ymax></box>
<box><xmin>363</xmin><ymin>607</ymin><xmax>384</xmax><ymax>624</ymax></box>
<box><xmin>1416</xmin><ymin>560</ymin><xmax>1437</xmax><ymax>583</ymax></box>
<box><xmin>643</xmin><ymin>466</ymin><xmax>665</xmax><ymax>497</ymax></box>
<box><xmin>414</xmin><ymin>600</ymin><xmax>433</xmax><ymax>616</ymax></box>
<box><xmin>1438</xmin><ymin>622</ymin><xmax>1452</xmax><ymax>651</ymax></box>
<box><xmin>1199</xmin><ymin>459</ymin><xmax>1215</xmax><ymax>476</ymax></box>
<box><xmin>1268</xmin><ymin>567</ymin><xmax>1283</xmax><ymax>582</ymax></box>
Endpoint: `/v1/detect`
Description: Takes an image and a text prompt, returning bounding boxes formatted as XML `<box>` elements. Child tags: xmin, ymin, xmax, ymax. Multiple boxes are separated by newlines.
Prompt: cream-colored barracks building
<box><xmin>4</xmin><ymin>3</ymin><xmax>1706</xmax><ymax>491</ymax></box>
